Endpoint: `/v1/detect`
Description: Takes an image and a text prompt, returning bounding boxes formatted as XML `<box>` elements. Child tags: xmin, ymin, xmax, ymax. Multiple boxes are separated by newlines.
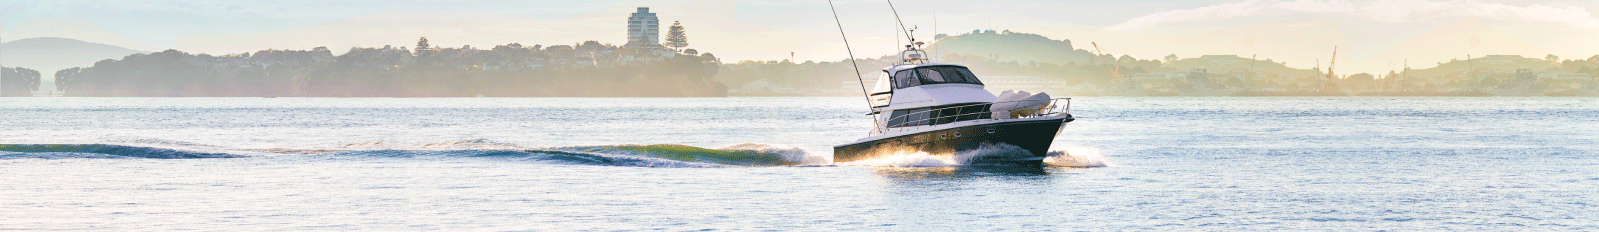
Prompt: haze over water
<box><xmin>2</xmin><ymin>97</ymin><xmax>1596</xmax><ymax>230</ymax></box>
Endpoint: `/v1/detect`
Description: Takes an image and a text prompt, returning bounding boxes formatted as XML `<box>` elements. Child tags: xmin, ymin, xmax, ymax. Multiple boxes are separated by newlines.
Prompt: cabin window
<box><xmin>956</xmin><ymin>68</ymin><xmax>981</xmax><ymax>85</ymax></box>
<box><xmin>894</xmin><ymin>70</ymin><xmax>921</xmax><ymax>89</ymax></box>
<box><xmin>891</xmin><ymin>66</ymin><xmax>983</xmax><ymax>89</ymax></box>
<box><xmin>917</xmin><ymin>68</ymin><xmax>947</xmax><ymax>82</ymax></box>
<box><xmin>885</xmin><ymin>103</ymin><xmax>993</xmax><ymax>128</ymax></box>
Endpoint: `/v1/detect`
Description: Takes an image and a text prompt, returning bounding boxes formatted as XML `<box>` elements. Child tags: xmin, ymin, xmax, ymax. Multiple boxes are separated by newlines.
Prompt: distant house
<box><xmin>527</xmin><ymin>59</ymin><xmax>547</xmax><ymax>70</ymax></box>
<box><xmin>1540</xmin><ymin>71</ymin><xmax>1594</xmax><ymax>90</ymax></box>
<box><xmin>1539</xmin><ymin>72</ymin><xmax>1593</xmax><ymax>80</ymax></box>
<box><xmin>1128</xmin><ymin>72</ymin><xmax>1187</xmax><ymax>90</ymax></box>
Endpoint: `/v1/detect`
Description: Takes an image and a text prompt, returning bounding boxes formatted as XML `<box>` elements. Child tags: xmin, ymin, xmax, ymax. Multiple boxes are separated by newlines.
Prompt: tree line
<box><xmin>1</xmin><ymin>67</ymin><xmax>43</xmax><ymax>97</ymax></box>
<box><xmin>49</xmin><ymin>38</ymin><xmax>725</xmax><ymax>97</ymax></box>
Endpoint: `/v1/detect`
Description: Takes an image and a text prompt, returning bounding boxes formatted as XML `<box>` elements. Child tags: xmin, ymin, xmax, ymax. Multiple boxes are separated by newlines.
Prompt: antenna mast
<box><xmin>827</xmin><ymin>0</ymin><xmax>879</xmax><ymax>127</ymax></box>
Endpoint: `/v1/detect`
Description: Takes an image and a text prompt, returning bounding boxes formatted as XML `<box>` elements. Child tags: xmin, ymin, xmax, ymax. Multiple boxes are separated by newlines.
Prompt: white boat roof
<box><xmin>882</xmin><ymin>63</ymin><xmax>969</xmax><ymax>73</ymax></box>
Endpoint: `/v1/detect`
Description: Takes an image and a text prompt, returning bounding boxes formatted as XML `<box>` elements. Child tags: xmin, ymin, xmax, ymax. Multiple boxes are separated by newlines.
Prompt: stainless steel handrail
<box><xmin>869</xmin><ymin>97</ymin><xmax>1071</xmax><ymax>136</ymax></box>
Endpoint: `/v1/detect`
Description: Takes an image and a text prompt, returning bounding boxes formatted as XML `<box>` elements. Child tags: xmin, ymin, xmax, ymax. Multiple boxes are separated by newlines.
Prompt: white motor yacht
<box><xmin>833</xmin><ymin>43</ymin><xmax>1075</xmax><ymax>165</ymax></box>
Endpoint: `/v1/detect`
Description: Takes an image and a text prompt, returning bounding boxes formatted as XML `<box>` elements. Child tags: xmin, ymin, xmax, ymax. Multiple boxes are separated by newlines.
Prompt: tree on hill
<box><xmin>664</xmin><ymin>21</ymin><xmax>688</xmax><ymax>51</ymax></box>
<box><xmin>416</xmin><ymin>37</ymin><xmax>432</xmax><ymax>57</ymax></box>
<box><xmin>415</xmin><ymin>37</ymin><xmax>436</xmax><ymax>66</ymax></box>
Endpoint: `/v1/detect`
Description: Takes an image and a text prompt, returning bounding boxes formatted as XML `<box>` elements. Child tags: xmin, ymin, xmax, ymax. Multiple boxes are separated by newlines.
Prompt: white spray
<box><xmin>1042</xmin><ymin>143</ymin><xmax>1111</xmax><ymax>168</ymax></box>
<box><xmin>839</xmin><ymin>143</ymin><xmax>1038</xmax><ymax>167</ymax></box>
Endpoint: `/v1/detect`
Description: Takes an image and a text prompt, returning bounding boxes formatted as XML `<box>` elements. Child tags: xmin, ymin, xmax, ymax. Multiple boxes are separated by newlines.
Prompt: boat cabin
<box><xmin>869</xmin><ymin>63</ymin><xmax>1000</xmax><ymax>128</ymax></box>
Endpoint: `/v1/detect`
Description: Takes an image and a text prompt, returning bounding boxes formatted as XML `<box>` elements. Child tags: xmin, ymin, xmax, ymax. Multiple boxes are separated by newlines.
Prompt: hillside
<box><xmin>1</xmin><ymin>37</ymin><xmax>145</xmax><ymax>76</ymax></box>
<box><xmin>1166</xmin><ymin>55</ymin><xmax>1319</xmax><ymax>78</ymax></box>
<box><xmin>52</xmin><ymin>41</ymin><xmax>727</xmax><ymax>97</ymax></box>
<box><xmin>925</xmin><ymin>30</ymin><xmax>1096</xmax><ymax>65</ymax></box>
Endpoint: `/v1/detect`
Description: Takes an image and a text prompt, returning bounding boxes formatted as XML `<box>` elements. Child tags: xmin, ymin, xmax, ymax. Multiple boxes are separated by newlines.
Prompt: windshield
<box><xmin>892</xmin><ymin>66</ymin><xmax>983</xmax><ymax>89</ymax></box>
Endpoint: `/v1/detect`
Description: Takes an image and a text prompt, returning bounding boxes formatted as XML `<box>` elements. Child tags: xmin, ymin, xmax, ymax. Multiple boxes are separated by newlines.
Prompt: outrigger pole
<box><xmin>886</xmin><ymin>0</ymin><xmax>913</xmax><ymax>45</ymax></box>
<box><xmin>828</xmin><ymin>0</ymin><xmax>880</xmax><ymax>127</ymax></box>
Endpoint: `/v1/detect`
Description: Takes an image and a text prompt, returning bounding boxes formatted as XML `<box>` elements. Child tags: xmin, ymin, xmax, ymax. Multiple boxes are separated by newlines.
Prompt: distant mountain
<box><xmin>1</xmin><ymin>37</ymin><xmax>145</xmax><ymax>75</ymax></box>
<box><xmin>926</xmin><ymin>31</ymin><xmax>1096</xmax><ymax>65</ymax></box>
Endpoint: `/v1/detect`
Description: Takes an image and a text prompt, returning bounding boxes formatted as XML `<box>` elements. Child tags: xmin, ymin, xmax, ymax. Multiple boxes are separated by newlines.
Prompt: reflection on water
<box><xmin>871</xmin><ymin>165</ymin><xmax>1057</xmax><ymax>180</ymax></box>
<box><xmin>867</xmin><ymin>165</ymin><xmax>1107</xmax><ymax>200</ymax></box>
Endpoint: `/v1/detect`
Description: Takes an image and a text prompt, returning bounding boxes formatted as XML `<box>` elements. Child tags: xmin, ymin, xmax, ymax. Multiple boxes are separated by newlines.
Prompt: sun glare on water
<box><xmin>838</xmin><ymin>143</ymin><xmax>1112</xmax><ymax>168</ymax></box>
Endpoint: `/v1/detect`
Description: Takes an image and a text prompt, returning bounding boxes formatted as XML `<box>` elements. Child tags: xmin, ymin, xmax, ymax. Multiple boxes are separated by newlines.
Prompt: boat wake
<box><xmin>0</xmin><ymin>140</ymin><xmax>829</xmax><ymax>168</ymax></box>
<box><xmin>838</xmin><ymin>142</ymin><xmax>1112</xmax><ymax>168</ymax></box>
<box><xmin>2</xmin><ymin>140</ymin><xmax>1104</xmax><ymax>168</ymax></box>
<box><xmin>549</xmin><ymin>143</ymin><xmax>828</xmax><ymax>167</ymax></box>
<box><xmin>0</xmin><ymin>144</ymin><xmax>246</xmax><ymax>159</ymax></box>
<box><xmin>1043</xmin><ymin>144</ymin><xmax>1112</xmax><ymax>168</ymax></box>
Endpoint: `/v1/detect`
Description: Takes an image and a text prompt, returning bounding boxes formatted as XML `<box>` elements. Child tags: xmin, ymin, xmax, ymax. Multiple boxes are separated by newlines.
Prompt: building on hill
<box><xmin>981</xmin><ymin>76</ymin><xmax>1073</xmax><ymax>95</ymax></box>
<box><xmin>1128</xmin><ymin>72</ymin><xmax>1187</xmax><ymax>90</ymax></box>
<box><xmin>628</xmin><ymin>7</ymin><xmax>661</xmax><ymax>48</ymax></box>
<box><xmin>1539</xmin><ymin>71</ymin><xmax>1595</xmax><ymax>91</ymax></box>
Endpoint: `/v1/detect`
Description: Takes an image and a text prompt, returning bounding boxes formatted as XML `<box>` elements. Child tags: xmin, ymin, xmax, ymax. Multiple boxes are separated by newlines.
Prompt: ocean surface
<box><xmin>2</xmin><ymin>97</ymin><xmax>1596</xmax><ymax>230</ymax></box>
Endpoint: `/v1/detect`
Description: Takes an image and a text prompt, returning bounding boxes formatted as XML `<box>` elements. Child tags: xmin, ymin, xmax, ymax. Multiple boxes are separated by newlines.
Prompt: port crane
<box><xmin>1092</xmin><ymin>42</ymin><xmax>1122</xmax><ymax>80</ymax></box>
<box><xmin>1321</xmin><ymin>46</ymin><xmax>1339</xmax><ymax>93</ymax></box>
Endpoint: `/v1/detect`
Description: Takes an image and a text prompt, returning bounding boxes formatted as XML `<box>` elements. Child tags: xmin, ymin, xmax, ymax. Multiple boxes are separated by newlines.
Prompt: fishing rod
<box><xmin>886</xmin><ymin>0</ymin><xmax>914</xmax><ymax>45</ymax></box>
<box><xmin>827</xmin><ymin>0</ymin><xmax>880</xmax><ymax>127</ymax></box>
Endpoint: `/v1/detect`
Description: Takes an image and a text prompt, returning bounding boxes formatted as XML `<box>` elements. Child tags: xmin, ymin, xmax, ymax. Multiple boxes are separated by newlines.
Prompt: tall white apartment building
<box><xmin>627</xmin><ymin>7</ymin><xmax>660</xmax><ymax>47</ymax></box>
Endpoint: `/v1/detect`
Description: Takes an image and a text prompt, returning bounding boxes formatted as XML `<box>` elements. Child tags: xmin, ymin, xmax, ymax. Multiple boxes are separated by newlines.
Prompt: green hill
<box><xmin>1166</xmin><ymin>55</ymin><xmax>1319</xmax><ymax>79</ymax></box>
<box><xmin>1407</xmin><ymin>55</ymin><xmax>1560</xmax><ymax>79</ymax></box>
<box><xmin>926</xmin><ymin>30</ymin><xmax>1095</xmax><ymax>65</ymax></box>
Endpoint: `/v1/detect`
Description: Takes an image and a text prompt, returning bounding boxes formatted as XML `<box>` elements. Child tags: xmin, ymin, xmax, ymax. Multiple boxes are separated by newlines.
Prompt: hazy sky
<box><xmin>4</xmin><ymin>0</ymin><xmax>1599</xmax><ymax>74</ymax></box>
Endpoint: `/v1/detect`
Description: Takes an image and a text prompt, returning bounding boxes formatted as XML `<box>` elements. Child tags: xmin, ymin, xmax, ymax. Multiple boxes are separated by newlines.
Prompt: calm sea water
<box><xmin>2</xmin><ymin>97</ymin><xmax>1596</xmax><ymax>230</ymax></box>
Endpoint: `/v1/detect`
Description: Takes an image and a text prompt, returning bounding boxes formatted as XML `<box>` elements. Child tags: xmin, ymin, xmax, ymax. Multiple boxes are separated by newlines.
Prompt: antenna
<box><xmin>828</xmin><ymin>0</ymin><xmax>880</xmax><ymax>127</ymax></box>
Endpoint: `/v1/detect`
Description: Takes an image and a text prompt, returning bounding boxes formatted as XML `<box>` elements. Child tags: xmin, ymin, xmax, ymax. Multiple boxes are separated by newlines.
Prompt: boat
<box><xmin>832</xmin><ymin>42</ymin><xmax>1075</xmax><ymax>165</ymax></box>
